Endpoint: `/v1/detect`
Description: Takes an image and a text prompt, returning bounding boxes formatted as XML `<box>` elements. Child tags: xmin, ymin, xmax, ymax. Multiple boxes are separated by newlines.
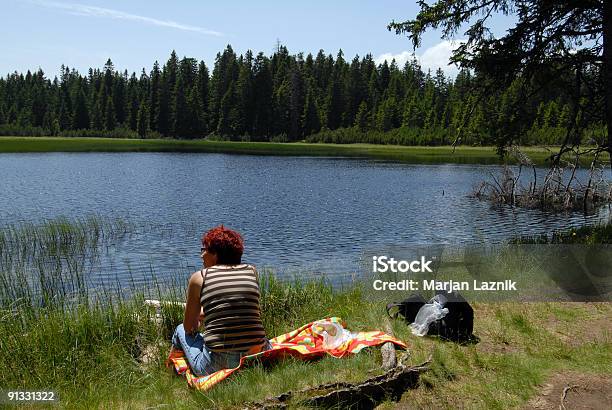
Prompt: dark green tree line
<box><xmin>0</xmin><ymin>44</ymin><xmax>604</xmax><ymax>146</ymax></box>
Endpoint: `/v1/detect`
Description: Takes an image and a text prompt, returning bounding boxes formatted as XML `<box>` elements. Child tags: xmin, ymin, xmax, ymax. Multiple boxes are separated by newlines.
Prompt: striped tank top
<box><xmin>200</xmin><ymin>264</ymin><xmax>266</xmax><ymax>352</ymax></box>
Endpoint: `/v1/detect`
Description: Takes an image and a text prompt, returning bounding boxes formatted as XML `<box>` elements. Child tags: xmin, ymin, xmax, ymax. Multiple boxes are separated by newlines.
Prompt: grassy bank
<box><xmin>0</xmin><ymin>136</ymin><xmax>592</xmax><ymax>165</ymax></box>
<box><xmin>0</xmin><ymin>217</ymin><xmax>610</xmax><ymax>408</ymax></box>
<box><xmin>1</xmin><ymin>279</ymin><xmax>609</xmax><ymax>409</ymax></box>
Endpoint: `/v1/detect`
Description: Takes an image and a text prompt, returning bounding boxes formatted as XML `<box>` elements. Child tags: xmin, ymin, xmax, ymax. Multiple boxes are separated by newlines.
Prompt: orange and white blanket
<box><xmin>166</xmin><ymin>317</ymin><xmax>408</xmax><ymax>391</ymax></box>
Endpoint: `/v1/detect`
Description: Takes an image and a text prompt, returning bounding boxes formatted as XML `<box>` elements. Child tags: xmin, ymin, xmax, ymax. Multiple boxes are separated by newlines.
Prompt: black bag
<box><xmin>386</xmin><ymin>294</ymin><xmax>427</xmax><ymax>323</ymax></box>
<box><xmin>387</xmin><ymin>292</ymin><xmax>474</xmax><ymax>343</ymax></box>
<box><xmin>428</xmin><ymin>291</ymin><xmax>474</xmax><ymax>342</ymax></box>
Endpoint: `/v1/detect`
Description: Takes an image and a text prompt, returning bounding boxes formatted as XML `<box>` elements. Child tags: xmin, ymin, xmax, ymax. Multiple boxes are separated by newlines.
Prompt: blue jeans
<box><xmin>171</xmin><ymin>324</ymin><xmax>270</xmax><ymax>376</ymax></box>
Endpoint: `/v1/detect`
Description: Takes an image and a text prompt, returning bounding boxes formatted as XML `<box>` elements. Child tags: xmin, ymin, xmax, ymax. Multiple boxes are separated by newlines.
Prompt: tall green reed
<box><xmin>0</xmin><ymin>215</ymin><xmax>131</xmax><ymax>308</ymax></box>
<box><xmin>0</xmin><ymin>216</ymin><xmax>187</xmax><ymax>396</ymax></box>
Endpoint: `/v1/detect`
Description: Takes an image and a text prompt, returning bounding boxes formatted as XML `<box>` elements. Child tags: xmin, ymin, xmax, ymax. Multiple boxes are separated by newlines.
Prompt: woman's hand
<box><xmin>183</xmin><ymin>271</ymin><xmax>204</xmax><ymax>335</ymax></box>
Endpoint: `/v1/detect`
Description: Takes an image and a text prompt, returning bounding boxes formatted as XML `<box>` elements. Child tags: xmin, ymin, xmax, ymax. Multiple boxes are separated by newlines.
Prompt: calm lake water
<box><xmin>0</xmin><ymin>152</ymin><xmax>609</xmax><ymax>285</ymax></box>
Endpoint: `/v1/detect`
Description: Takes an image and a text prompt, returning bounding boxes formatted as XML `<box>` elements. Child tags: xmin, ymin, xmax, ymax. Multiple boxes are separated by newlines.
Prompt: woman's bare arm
<box><xmin>183</xmin><ymin>271</ymin><xmax>204</xmax><ymax>335</ymax></box>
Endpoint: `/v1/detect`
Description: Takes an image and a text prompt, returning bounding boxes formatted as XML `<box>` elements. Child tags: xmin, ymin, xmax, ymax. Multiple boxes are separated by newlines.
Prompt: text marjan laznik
<box><xmin>372</xmin><ymin>279</ymin><xmax>518</xmax><ymax>292</ymax></box>
<box><xmin>371</xmin><ymin>256</ymin><xmax>517</xmax><ymax>293</ymax></box>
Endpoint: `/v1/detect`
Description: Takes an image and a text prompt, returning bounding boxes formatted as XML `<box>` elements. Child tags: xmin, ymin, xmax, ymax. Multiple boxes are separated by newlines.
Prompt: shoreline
<box><xmin>0</xmin><ymin>136</ymin><xmax>595</xmax><ymax>166</ymax></box>
<box><xmin>0</xmin><ymin>216</ymin><xmax>610</xmax><ymax>408</ymax></box>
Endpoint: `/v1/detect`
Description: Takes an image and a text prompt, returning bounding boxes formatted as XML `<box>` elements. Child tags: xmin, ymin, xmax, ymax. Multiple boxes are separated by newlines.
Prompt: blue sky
<box><xmin>1</xmin><ymin>0</ymin><xmax>516</xmax><ymax>78</ymax></box>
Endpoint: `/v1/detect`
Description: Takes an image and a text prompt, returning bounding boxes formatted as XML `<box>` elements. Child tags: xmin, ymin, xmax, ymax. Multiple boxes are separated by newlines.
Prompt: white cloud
<box><xmin>375</xmin><ymin>40</ymin><xmax>466</xmax><ymax>77</ymax></box>
<box><xmin>33</xmin><ymin>1</ymin><xmax>224</xmax><ymax>36</ymax></box>
<box><xmin>375</xmin><ymin>51</ymin><xmax>415</xmax><ymax>68</ymax></box>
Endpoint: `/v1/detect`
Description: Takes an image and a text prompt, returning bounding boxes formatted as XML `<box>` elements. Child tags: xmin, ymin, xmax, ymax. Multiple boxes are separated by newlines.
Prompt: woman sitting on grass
<box><xmin>170</xmin><ymin>225</ymin><xmax>270</xmax><ymax>376</ymax></box>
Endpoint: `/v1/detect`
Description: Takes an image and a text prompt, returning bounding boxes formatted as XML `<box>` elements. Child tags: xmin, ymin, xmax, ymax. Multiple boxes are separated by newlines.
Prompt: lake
<box><xmin>0</xmin><ymin>152</ymin><xmax>609</xmax><ymax>285</ymax></box>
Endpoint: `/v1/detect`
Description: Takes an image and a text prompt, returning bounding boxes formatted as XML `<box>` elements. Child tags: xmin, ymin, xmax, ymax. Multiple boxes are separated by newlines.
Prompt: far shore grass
<box><xmin>0</xmin><ymin>136</ymin><xmax>600</xmax><ymax>166</ymax></box>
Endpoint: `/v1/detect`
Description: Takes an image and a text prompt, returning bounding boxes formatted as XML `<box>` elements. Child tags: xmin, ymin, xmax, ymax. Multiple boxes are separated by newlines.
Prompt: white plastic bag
<box><xmin>312</xmin><ymin>321</ymin><xmax>354</xmax><ymax>349</ymax></box>
<box><xmin>410</xmin><ymin>294</ymin><xmax>449</xmax><ymax>336</ymax></box>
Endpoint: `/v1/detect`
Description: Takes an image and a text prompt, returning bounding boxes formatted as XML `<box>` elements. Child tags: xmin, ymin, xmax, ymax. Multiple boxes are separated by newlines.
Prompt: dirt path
<box><xmin>524</xmin><ymin>371</ymin><xmax>612</xmax><ymax>410</ymax></box>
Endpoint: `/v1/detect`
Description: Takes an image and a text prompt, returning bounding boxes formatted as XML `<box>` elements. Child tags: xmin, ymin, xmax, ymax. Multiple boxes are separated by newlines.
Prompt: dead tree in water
<box><xmin>471</xmin><ymin>146</ymin><xmax>612</xmax><ymax>213</ymax></box>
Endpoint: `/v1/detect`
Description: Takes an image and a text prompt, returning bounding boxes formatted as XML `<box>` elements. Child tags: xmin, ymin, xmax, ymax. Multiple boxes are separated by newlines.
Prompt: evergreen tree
<box><xmin>366</xmin><ymin>70</ymin><xmax>379</xmax><ymax>115</ymax></box>
<box><xmin>126</xmin><ymin>73</ymin><xmax>140</xmax><ymax>130</ymax></box>
<box><xmin>104</xmin><ymin>96</ymin><xmax>116</xmax><ymax>130</ymax></box>
<box><xmin>354</xmin><ymin>101</ymin><xmax>370</xmax><ymax>131</ymax></box>
<box><xmin>288</xmin><ymin>67</ymin><xmax>305</xmax><ymax>139</ymax></box>
<box><xmin>173</xmin><ymin>73</ymin><xmax>189</xmax><ymax>137</ymax></box>
<box><xmin>71</xmin><ymin>87</ymin><xmax>90</xmax><ymax>129</ymax></box>
<box><xmin>302</xmin><ymin>83</ymin><xmax>321</xmax><ymax>135</ymax></box>
<box><xmin>210</xmin><ymin>45</ymin><xmax>239</xmax><ymax>132</ymax></box>
<box><xmin>173</xmin><ymin>73</ymin><xmax>202</xmax><ymax>139</ymax></box>
<box><xmin>345</xmin><ymin>56</ymin><xmax>363</xmax><ymax>128</ymax></box>
<box><xmin>179</xmin><ymin>57</ymin><xmax>198</xmax><ymax>89</ymax></box>
<box><xmin>112</xmin><ymin>72</ymin><xmax>127</xmax><ymax>125</ymax></box>
<box><xmin>557</xmin><ymin>103</ymin><xmax>571</xmax><ymax>129</ymax></box>
<box><xmin>376</xmin><ymin>98</ymin><xmax>395</xmax><ymax>132</ymax></box>
<box><xmin>422</xmin><ymin>74</ymin><xmax>436</xmax><ymax>130</ymax></box>
<box><xmin>156</xmin><ymin>79</ymin><xmax>170</xmax><ymax>136</ymax></box>
<box><xmin>252</xmin><ymin>53</ymin><xmax>273</xmax><ymax>138</ymax></box>
<box><xmin>164</xmin><ymin>51</ymin><xmax>179</xmax><ymax>136</ymax></box>
<box><xmin>379</xmin><ymin>60</ymin><xmax>391</xmax><ymax>93</ymax></box>
<box><xmin>196</xmin><ymin>61</ymin><xmax>210</xmax><ymax>134</ymax></box>
<box><xmin>542</xmin><ymin>100</ymin><xmax>558</xmax><ymax>128</ymax></box>
<box><xmin>30</xmin><ymin>70</ymin><xmax>47</xmax><ymax>127</ymax></box>
<box><xmin>402</xmin><ymin>92</ymin><xmax>421</xmax><ymax>128</ymax></box>
<box><xmin>273</xmin><ymin>80</ymin><xmax>290</xmax><ymax>136</ymax></box>
<box><xmin>149</xmin><ymin>61</ymin><xmax>161</xmax><ymax>132</ymax></box>
<box><xmin>51</xmin><ymin>118</ymin><xmax>60</xmax><ymax>136</ymax></box>
<box><xmin>386</xmin><ymin>60</ymin><xmax>404</xmax><ymax>101</ymax></box>
<box><xmin>90</xmin><ymin>98</ymin><xmax>103</xmax><ymax>130</ymax></box>
<box><xmin>326</xmin><ymin>73</ymin><xmax>344</xmax><ymax>129</ymax></box>
<box><xmin>186</xmin><ymin>83</ymin><xmax>203</xmax><ymax>138</ymax></box>
<box><xmin>58</xmin><ymin>83</ymin><xmax>72</xmax><ymax>130</ymax></box>
<box><xmin>103</xmin><ymin>59</ymin><xmax>114</xmax><ymax>95</ymax></box>
<box><xmin>217</xmin><ymin>83</ymin><xmax>237</xmax><ymax>137</ymax></box>
<box><xmin>137</xmin><ymin>100</ymin><xmax>149</xmax><ymax>138</ymax></box>
<box><xmin>58</xmin><ymin>100</ymin><xmax>71</xmax><ymax>131</ymax></box>
<box><xmin>234</xmin><ymin>60</ymin><xmax>254</xmax><ymax>136</ymax></box>
<box><xmin>6</xmin><ymin>104</ymin><xmax>17</xmax><ymax>125</ymax></box>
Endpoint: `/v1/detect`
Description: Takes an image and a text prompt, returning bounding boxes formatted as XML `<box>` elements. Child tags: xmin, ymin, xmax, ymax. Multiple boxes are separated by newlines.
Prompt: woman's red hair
<box><xmin>202</xmin><ymin>225</ymin><xmax>244</xmax><ymax>264</ymax></box>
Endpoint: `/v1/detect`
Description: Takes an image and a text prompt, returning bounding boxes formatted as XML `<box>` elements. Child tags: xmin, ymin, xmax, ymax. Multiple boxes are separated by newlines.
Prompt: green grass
<box><xmin>380</xmin><ymin>302</ymin><xmax>611</xmax><ymax>409</ymax></box>
<box><xmin>0</xmin><ymin>136</ymin><xmax>594</xmax><ymax>165</ymax></box>
<box><xmin>0</xmin><ymin>217</ymin><xmax>610</xmax><ymax>409</ymax></box>
<box><xmin>511</xmin><ymin>220</ymin><xmax>612</xmax><ymax>244</ymax></box>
